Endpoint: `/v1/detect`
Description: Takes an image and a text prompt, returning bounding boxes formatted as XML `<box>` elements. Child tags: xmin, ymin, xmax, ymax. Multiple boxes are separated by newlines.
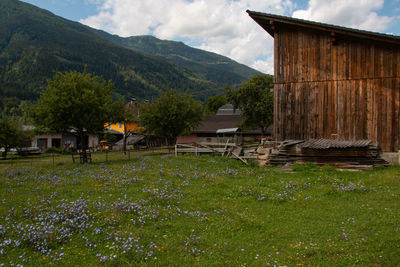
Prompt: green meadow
<box><xmin>0</xmin><ymin>154</ymin><xmax>399</xmax><ymax>266</ymax></box>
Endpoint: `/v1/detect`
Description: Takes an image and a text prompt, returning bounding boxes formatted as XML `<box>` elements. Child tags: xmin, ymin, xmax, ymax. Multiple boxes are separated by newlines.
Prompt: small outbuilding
<box><xmin>247</xmin><ymin>11</ymin><xmax>400</xmax><ymax>152</ymax></box>
<box><xmin>31</xmin><ymin>132</ymin><xmax>99</xmax><ymax>151</ymax></box>
<box><xmin>177</xmin><ymin>104</ymin><xmax>271</xmax><ymax>145</ymax></box>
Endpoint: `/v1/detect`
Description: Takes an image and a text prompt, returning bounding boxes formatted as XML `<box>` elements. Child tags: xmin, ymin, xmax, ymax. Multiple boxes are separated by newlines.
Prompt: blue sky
<box><xmin>21</xmin><ymin>0</ymin><xmax>400</xmax><ymax>74</ymax></box>
<box><xmin>22</xmin><ymin>0</ymin><xmax>98</xmax><ymax>21</ymax></box>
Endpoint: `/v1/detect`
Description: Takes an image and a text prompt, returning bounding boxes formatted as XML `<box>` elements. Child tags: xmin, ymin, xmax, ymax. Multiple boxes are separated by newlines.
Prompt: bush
<box><xmin>44</xmin><ymin>147</ymin><xmax>63</xmax><ymax>154</ymax></box>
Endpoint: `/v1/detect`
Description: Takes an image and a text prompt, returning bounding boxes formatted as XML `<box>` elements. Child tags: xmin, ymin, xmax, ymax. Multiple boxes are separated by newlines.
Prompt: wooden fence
<box><xmin>175</xmin><ymin>142</ymin><xmax>248</xmax><ymax>164</ymax></box>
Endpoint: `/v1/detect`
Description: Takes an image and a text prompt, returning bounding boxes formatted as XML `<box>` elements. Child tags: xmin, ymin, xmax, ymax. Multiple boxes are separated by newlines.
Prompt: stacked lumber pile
<box><xmin>244</xmin><ymin>140</ymin><xmax>279</xmax><ymax>166</ymax></box>
<box><xmin>268</xmin><ymin>139</ymin><xmax>389</xmax><ymax>169</ymax></box>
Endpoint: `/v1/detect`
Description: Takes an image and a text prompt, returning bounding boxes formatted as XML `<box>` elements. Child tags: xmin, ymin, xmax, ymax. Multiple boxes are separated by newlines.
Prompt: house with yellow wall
<box><xmin>104</xmin><ymin>100</ymin><xmax>145</xmax><ymax>135</ymax></box>
<box><xmin>105</xmin><ymin>121</ymin><xmax>142</xmax><ymax>134</ymax></box>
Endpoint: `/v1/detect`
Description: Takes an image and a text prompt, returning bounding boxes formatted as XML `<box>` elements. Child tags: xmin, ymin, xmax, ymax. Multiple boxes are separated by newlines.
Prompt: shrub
<box><xmin>44</xmin><ymin>147</ymin><xmax>63</xmax><ymax>154</ymax></box>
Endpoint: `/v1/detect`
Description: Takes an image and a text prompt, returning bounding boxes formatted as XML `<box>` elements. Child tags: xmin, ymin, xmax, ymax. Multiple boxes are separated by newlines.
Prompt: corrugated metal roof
<box><xmin>280</xmin><ymin>140</ymin><xmax>304</xmax><ymax>147</ymax></box>
<box><xmin>115</xmin><ymin>135</ymin><xmax>145</xmax><ymax>145</ymax></box>
<box><xmin>299</xmin><ymin>139</ymin><xmax>373</xmax><ymax>149</ymax></box>
<box><xmin>216</xmin><ymin>128</ymin><xmax>239</xmax><ymax>134</ymax></box>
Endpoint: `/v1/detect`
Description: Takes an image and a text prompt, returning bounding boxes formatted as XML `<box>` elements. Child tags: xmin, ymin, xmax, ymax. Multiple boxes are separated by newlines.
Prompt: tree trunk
<box><xmin>167</xmin><ymin>136</ymin><xmax>176</xmax><ymax>147</ymax></box>
<box><xmin>2</xmin><ymin>147</ymin><xmax>8</xmax><ymax>159</ymax></box>
<box><xmin>122</xmin><ymin>134</ymin><xmax>127</xmax><ymax>154</ymax></box>
<box><xmin>79</xmin><ymin>133</ymin><xmax>88</xmax><ymax>164</ymax></box>
<box><xmin>260</xmin><ymin>126</ymin><xmax>266</xmax><ymax>136</ymax></box>
<box><xmin>122</xmin><ymin>122</ymin><xmax>127</xmax><ymax>154</ymax></box>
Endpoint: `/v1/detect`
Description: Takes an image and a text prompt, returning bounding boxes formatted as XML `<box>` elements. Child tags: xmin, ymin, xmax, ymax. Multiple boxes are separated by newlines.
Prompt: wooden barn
<box><xmin>247</xmin><ymin>11</ymin><xmax>400</xmax><ymax>152</ymax></box>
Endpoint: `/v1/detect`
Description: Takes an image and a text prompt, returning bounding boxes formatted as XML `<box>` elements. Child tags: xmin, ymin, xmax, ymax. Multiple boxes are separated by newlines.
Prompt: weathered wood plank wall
<box><xmin>274</xmin><ymin>28</ymin><xmax>400</xmax><ymax>151</ymax></box>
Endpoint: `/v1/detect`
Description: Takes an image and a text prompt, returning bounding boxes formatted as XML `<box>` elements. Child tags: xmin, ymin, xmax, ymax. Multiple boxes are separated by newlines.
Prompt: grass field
<box><xmin>0</xmin><ymin>154</ymin><xmax>399</xmax><ymax>266</ymax></box>
<box><xmin>0</xmin><ymin>149</ymin><xmax>171</xmax><ymax>168</ymax></box>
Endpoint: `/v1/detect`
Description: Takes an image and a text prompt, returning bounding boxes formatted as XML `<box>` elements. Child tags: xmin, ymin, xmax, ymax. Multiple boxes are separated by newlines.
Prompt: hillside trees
<box><xmin>204</xmin><ymin>94</ymin><xmax>227</xmax><ymax>114</ymax></box>
<box><xmin>140</xmin><ymin>89</ymin><xmax>202</xmax><ymax>145</ymax></box>
<box><xmin>226</xmin><ymin>74</ymin><xmax>274</xmax><ymax>135</ymax></box>
<box><xmin>0</xmin><ymin>117</ymin><xmax>31</xmax><ymax>159</ymax></box>
<box><xmin>31</xmin><ymin>69</ymin><xmax>123</xmax><ymax>163</ymax></box>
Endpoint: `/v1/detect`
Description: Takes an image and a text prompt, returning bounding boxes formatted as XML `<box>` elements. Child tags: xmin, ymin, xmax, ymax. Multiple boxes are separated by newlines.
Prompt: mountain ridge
<box><xmin>0</xmin><ymin>0</ymin><xmax>262</xmax><ymax>113</ymax></box>
<box><xmin>92</xmin><ymin>31</ymin><xmax>260</xmax><ymax>87</ymax></box>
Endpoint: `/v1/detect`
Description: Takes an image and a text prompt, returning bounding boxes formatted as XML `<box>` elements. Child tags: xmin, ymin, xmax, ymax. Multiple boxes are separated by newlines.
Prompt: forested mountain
<box><xmin>93</xmin><ymin>32</ymin><xmax>260</xmax><ymax>87</ymax></box>
<box><xmin>0</xmin><ymin>0</ymin><xmax>260</xmax><ymax>114</ymax></box>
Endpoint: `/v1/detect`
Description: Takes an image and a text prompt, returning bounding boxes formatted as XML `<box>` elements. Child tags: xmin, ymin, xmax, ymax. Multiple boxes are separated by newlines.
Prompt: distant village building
<box><xmin>177</xmin><ymin>103</ymin><xmax>271</xmax><ymax>144</ymax></box>
<box><xmin>215</xmin><ymin>103</ymin><xmax>241</xmax><ymax>115</ymax></box>
<box><xmin>105</xmin><ymin>99</ymin><xmax>165</xmax><ymax>150</ymax></box>
<box><xmin>29</xmin><ymin>100</ymin><xmax>144</xmax><ymax>152</ymax></box>
<box><xmin>248</xmin><ymin>11</ymin><xmax>400</xmax><ymax>152</ymax></box>
<box><xmin>105</xmin><ymin>99</ymin><xmax>143</xmax><ymax>136</ymax></box>
<box><xmin>30</xmin><ymin>131</ymin><xmax>99</xmax><ymax>151</ymax></box>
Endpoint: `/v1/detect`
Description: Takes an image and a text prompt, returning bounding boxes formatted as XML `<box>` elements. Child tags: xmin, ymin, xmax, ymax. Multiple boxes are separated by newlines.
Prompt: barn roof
<box><xmin>247</xmin><ymin>10</ymin><xmax>400</xmax><ymax>45</ymax></box>
<box><xmin>192</xmin><ymin>115</ymin><xmax>270</xmax><ymax>135</ymax></box>
<box><xmin>192</xmin><ymin>115</ymin><xmax>241</xmax><ymax>134</ymax></box>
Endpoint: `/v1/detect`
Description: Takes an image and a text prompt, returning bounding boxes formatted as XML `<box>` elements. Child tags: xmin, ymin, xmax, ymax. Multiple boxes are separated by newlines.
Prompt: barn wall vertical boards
<box><xmin>247</xmin><ymin>11</ymin><xmax>400</xmax><ymax>152</ymax></box>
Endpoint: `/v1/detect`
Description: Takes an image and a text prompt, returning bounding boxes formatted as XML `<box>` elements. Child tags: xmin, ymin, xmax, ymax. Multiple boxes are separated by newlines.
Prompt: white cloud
<box><xmin>81</xmin><ymin>0</ymin><xmax>394</xmax><ymax>75</ymax></box>
<box><xmin>292</xmin><ymin>0</ymin><xmax>393</xmax><ymax>32</ymax></box>
<box><xmin>80</xmin><ymin>0</ymin><xmax>293</xmax><ymax>74</ymax></box>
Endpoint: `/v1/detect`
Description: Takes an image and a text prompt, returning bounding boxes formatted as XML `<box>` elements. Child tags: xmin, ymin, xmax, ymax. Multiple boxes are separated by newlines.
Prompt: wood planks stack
<box><xmin>268</xmin><ymin>139</ymin><xmax>389</xmax><ymax>169</ymax></box>
<box><xmin>176</xmin><ymin>139</ymin><xmax>389</xmax><ymax>169</ymax></box>
<box><xmin>245</xmin><ymin>140</ymin><xmax>279</xmax><ymax>167</ymax></box>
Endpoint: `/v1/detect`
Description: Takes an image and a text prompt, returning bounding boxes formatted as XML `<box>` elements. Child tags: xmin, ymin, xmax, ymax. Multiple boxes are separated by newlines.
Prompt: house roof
<box><xmin>192</xmin><ymin>115</ymin><xmax>241</xmax><ymax>134</ymax></box>
<box><xmin>247</xmin><ymin>10</ymin><xmax>400</xmax><ymax>45</ymax></box>
<box><xmin>115</xmin><ymin>135</ymin><xmax>145</xmax><ymax>145</ymax></box>
<box><xmin>22</xmin><ymin>125</ymin><xmax>36</xmax><ymax>131</ymax></box>
<box><xmin>192</xmin><ymin>115</ymin><xmax>271</xmax><ymax>135</ymax></box>
<box><xmin>216</xmin><ymin>103</ymin><xmax>241</xmax><ymax>115</ymax></box>
<box><xmin>105</xmin><ymin>129</ymin><xmax>123</xmax><ymax>135</ymax></box>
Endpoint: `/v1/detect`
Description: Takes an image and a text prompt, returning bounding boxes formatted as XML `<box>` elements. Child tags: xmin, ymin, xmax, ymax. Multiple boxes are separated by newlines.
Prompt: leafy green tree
<box><xmin>0</xmin><ymin>117</ymin><xmax>30</xmax><ymax>159</ymax></box>
<box><xmin>204</xmin><ymin>94</ymin><xmax>227</xmax><ymax>114</ymax></box>
<box><xmin>140</xmin><ymin>89</ymin><xmax>202</xmax><ymax>145</ymax></box>
<box><xmin>103</xmin><ymin>132</ymin><xmax>117</xmax><ymax>144</ymax></box>
<box><xmin>31</xmin><ymin>70</ymin><xmax>121</xmax><ymax>163</ymax></box>
<box><xmin>226</xmin><ymin>74</ymin><xmax>274</xmax><ymax>135</ymax></box>
<box><xmin>111</xmin><ymin>99</ymin><xmax>139</xmax><ymax>153</ymax></box>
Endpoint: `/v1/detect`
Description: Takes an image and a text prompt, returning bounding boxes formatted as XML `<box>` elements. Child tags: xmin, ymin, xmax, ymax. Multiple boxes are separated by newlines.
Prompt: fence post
<box><xmin>52</xmin><ymin>153</ymin><xmax>55</xmax><ymax>166</ymax></box>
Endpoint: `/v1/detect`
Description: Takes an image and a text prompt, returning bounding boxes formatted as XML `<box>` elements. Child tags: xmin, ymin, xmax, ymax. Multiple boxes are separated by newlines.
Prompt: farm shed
<box><xmin>177</xmin><ymin>104</ymin><xmax>271</xmax><ymax>145</ymax></box>
<box><xmin>247</xmin><ymin>11</ymin><xmax>400</xmax><ymax>152</ymax></box>
<box><xmin>31</xmin><ymin>133</ymin><xmax>99</xmax><ymax>151</ymax></box>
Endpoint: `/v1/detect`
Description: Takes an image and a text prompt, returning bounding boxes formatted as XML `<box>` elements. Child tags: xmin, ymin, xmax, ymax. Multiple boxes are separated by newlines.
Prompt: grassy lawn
<box><xmin>0</xmin><ymin>154</ymin><xmax>399</xmax><ymax>266</ymax></box>
<box><xmin>0</xmin><ymin>149</ymin><xmax>170</xmax><ymax>168</ymax></box>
